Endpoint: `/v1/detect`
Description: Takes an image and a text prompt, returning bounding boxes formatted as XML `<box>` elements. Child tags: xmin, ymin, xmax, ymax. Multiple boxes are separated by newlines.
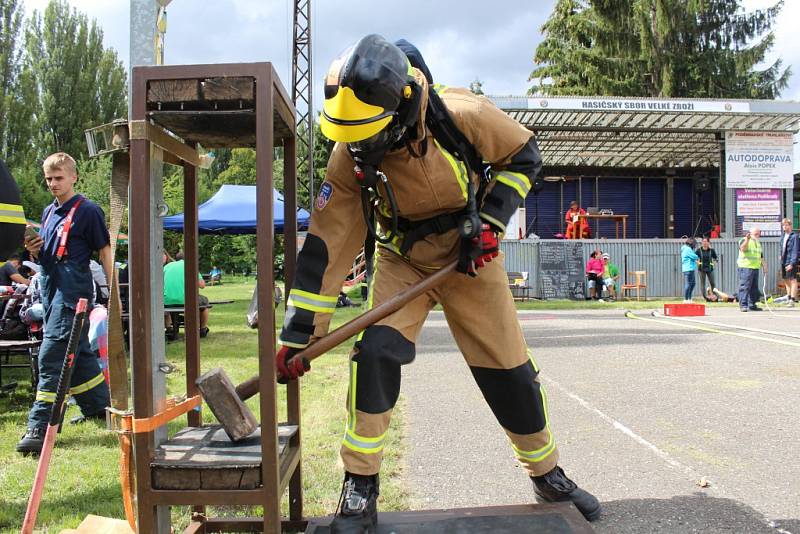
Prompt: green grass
<box><xmin>0</xmin><ymin>280</ymin><xmax>408</xmax><ymax>533</ymax></box>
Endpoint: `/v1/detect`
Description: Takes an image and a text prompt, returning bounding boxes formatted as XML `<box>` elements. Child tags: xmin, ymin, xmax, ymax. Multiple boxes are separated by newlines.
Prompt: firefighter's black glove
<box><xmin>276</xmin><ymin>345</ymin><xmax>310</xmax><ymax>384</ymax></box>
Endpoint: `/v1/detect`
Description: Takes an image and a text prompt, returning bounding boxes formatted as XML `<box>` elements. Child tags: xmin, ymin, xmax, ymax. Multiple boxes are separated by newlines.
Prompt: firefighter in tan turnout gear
<box><xmin>276</xmin><ymin>35</ymin><xmax>601</xmax><ymax>531</ymax></box>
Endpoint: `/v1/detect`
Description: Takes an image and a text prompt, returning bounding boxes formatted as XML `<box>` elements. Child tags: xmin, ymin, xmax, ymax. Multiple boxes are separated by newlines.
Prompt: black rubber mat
<box><xmin>305</xmin><ymin>503</ymin><xmax>594</xmax><ymax>533</ymax></box>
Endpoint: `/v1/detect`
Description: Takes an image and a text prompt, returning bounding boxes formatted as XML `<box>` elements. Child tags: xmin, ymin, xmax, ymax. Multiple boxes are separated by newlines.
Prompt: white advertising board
<box><xmin>526</xmin><ymin>97</ymin><xmax>751</xmax><ymax>113</ymax></box>
<box><xmin>725</xmin><ymin>131</ymin><xmax>794</xmax><ymax>188</ymax></box>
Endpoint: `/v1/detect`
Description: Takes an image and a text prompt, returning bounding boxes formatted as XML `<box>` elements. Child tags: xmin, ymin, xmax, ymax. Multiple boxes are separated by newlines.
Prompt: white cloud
<box><xmin>18</xmin><ymin>0</ymin><xmax>800</xmax><ymax>105</ymax></box>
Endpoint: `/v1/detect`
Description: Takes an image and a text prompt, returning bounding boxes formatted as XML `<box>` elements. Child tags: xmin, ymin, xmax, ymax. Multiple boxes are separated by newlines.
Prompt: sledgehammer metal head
<box><xmin>196</xmin><ymin>368</ymin><xmax>258</xmax><ymax>442</ymax></box>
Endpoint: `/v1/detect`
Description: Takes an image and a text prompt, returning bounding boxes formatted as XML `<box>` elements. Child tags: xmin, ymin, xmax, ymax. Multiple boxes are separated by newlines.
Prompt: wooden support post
<box><xmin>256</xmin><ymin>66</ymin><xmax>281</xmax><ymax>534</ymax></box>
<box><xmin>283</xmin><ymin>134</ymin><xmax>303</xmax><ymax>521</ymax></box>
<box><xmin>183</xmin><ymin>158</ymin><xmax>201</xmax><ymax>428</ymax></box>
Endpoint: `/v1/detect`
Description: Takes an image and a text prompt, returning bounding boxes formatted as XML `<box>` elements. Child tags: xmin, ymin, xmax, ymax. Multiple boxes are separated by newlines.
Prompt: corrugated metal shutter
<box><xmin>673</xmin><ymin>178</ymin><xmax>694</xmax><ymax>237</ymax></box>
<box><xmin>579</xmin><ymin>177</ymin><xmax>596</xmax><ymax>211</ymax></box>
<box><xmin>640</xmin><ymin>178</ymin><xmax>665</xmax><ymax>238</ymax></box>
<box><xmin>597</xmin><ymin>178</ymin><xmax>636</xmax><ymax>239</ymax></box>
<box><xmin>561</xmin><ymin>179</ymin><xmax>579</xmax><ymax>235</ymax></box>
<box><xmin>525</xmin><ymin>181</ymin><xmax>562</xmax><ymax>238</ymax></box>
<box><xmin>698</xmin><ymin>189</ymin><xmax>715</xmax><ymax>236</ymax></box>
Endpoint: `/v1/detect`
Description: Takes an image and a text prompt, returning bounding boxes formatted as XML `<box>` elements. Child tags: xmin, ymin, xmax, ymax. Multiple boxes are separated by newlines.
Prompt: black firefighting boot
<box><xmin>330</xmin><ymin>472</ymin><xmax>379</xmax><ymax>534</ymax></box>
<box><xmin>532</xmin><ymin>466</ymin><xmax>601</xmax><ymax>521</ymax></box>
<box><xmin>16</xmin><ymin>426</ymin><xmax>46</xmax><ymax>456</ymax></box>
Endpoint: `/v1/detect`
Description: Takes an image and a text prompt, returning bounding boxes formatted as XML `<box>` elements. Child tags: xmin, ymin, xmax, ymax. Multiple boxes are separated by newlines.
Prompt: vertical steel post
<box><xmin>292</xmin><ymin>0</ymin><xmax>314</xmax><ymax>204</ymax></box>
<box><xmin>130</xmin><ymin>2</ymin><xmax>169</xmax><ymax>531</ymax></box>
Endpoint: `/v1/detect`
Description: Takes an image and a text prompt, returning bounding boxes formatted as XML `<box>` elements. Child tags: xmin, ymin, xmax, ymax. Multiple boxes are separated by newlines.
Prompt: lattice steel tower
<box><xmin>292</xmin><ymin>0</ymin><xmax>313</xmax><ymax>201</ymax></box>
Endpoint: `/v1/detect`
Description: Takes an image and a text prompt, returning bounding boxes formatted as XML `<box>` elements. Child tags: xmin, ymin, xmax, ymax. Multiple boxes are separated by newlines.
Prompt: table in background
<box><xmin>578</xmin><ymin>214</ymin><xmax>628</xmax><ymax>239</ymax></box>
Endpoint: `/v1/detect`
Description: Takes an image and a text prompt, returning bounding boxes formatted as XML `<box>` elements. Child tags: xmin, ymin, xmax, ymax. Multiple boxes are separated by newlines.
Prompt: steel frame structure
<box><xmin>292</xmin><ymin>0</ymin><xmax>314</xmax><ymax>202</ymax></box>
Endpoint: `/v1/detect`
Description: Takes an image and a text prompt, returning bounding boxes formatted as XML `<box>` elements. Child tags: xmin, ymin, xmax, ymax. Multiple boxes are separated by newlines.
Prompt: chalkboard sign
<box><xmin>539</xmin><ymin>241</ymin><xmax>586</xmax><ymax>300</ymax></box>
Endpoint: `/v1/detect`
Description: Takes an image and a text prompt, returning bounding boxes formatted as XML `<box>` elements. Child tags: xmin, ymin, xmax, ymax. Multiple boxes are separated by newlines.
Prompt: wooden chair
<box><xmin>621</xmin><ymin>271</ymin><xmax>647</xmax><ymax>301</ymax></box>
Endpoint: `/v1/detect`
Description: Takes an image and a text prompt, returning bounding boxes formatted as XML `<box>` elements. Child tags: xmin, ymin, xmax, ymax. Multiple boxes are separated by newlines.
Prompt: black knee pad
<box><xmin>470</xmin><ymin>360</ymin><xmax>547</xmax><ymax>435</ymax></box>
<box><xmin>352</xmin><ymin>325</ymin><xmax>415</xmax><ymax>414</ymax></box>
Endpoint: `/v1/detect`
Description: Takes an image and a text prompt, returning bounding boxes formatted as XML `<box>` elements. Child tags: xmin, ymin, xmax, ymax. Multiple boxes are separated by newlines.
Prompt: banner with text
<box><xmin>734</xmin><ymin>188</ymin><xmax>783</xmax><ymax>237</ymax></box>
<box><xmin>525</xmin><ymin>97</ymin><xmax>751</xmax><ymax>113</ymax></box>
<box><xmin>725</xmin><ymin>131</ymin><xmax>794</xmax><ymax>188</ymax></box>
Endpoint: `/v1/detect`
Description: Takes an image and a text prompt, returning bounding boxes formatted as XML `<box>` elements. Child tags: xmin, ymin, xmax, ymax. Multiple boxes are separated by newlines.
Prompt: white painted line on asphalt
<box><xmin>542</xmin><ymin>376</ymin><xmax>699</xmax><ymax>476</ymax></box>
<box><xmin>627</xmin><ymin>311</ymin><xmax>800</xmax><ymax>348</ymax></box>
<box><xmin>653</xmin><ymin>312</ymin><xmax>800</xmax><ymax>340</ymax></box>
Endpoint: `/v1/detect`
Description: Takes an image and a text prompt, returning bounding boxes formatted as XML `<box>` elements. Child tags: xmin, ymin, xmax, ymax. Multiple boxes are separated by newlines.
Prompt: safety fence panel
<box><xmin>501</xmin><ymin>238</ymin><xmax>781</xmax><ymax>299</ymax></box>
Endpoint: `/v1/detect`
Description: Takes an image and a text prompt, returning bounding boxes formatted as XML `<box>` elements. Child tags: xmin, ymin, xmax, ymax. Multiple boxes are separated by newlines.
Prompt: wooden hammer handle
<box><xmin>235</xmin><ymin>260</ymin><xmax>458</xmax><ymax>400</ymax></box>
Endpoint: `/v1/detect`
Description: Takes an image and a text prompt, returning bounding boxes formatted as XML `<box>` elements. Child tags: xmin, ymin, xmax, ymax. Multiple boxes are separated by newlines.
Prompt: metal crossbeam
<box><xmin>292</xmin><ymin>0</ymin><xmax>313</xmax><ymax>203</ymax></box>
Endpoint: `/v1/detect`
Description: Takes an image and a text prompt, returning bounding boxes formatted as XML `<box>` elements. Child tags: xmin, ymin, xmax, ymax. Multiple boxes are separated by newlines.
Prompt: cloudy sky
<box><xmin>23</xmin><ymin>0</ymin><xmax>800</xmax><ymax>105</ymax></box>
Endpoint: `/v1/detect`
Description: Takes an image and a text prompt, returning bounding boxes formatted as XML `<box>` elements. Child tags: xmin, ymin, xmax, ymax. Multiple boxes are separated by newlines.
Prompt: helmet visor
<box><xmin>320</xmin><ymin>85</ymin><xmax>395</xmax><ymax>143</ymax></box>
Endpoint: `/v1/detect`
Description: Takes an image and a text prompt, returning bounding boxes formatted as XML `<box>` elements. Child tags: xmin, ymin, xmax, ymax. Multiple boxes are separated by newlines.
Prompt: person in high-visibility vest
<box><xmin>737</xmin><ymin>226</ymin><xmax>765</xmax><ymax>312</ymax></box>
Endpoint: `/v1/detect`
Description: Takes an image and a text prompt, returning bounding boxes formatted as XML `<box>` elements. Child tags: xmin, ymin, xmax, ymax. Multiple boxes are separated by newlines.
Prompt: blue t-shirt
<box><xmin>681</xmin><ymin>244</ymin><xmax>699</xmax><ymax>273</ymax></box>
<box><xmin>39</xmin><ymin>194</ymin><xmax>110</xmax><ymax>271</ymax></box>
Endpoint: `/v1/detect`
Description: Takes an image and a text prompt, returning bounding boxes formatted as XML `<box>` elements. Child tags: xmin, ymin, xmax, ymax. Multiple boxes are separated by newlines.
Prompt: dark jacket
<box><xmin>695</xmin><ymin>247</ymin><xmax>718</xmax><ymax>273</ymax></box>
<box><xmin>780</xmin><ymin>231</ymin><xmax>800</xmax><ymax>267</ymax></box>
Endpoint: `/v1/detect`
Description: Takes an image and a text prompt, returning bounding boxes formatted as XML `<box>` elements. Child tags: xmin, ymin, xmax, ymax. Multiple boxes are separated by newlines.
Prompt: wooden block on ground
<box><xmin>150</xmin><ymin>424</ymin><xmax>298</xmax><ymax>490</ymax></box>
<box><xmin>59</xmin><ymin>514</ymin><xmax>135</xmax><ymax>534</ymax></box>
<box><xmin>196</xmin><ymin>367</ymin><xmax>258</xmax><ymax>441</ymax></box>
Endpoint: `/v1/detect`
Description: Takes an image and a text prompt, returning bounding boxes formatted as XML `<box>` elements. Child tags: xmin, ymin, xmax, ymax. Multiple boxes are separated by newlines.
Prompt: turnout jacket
<box><xmin>280</xmin><ymin>70</ymin><xmax>542</xmax><ymax>349</ymax></box>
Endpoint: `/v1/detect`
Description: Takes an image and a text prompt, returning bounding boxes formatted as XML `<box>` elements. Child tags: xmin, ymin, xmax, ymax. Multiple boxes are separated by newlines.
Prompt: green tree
<box><xmin>0</xmin><ymin>0</ymin><xmax>23</xmax><ymax>158</ymax></box>
<box><xmin>23</xmin><ymin>0</ymin><xmax>127</xmax><ymax>160</ymax></box>
<box><xmin>14</xmin><ymin>167</ymin><xmax>50</xmax><ymax>221</ymax></box>
<box><xmin>530</xmin><ymin>0</ymin><xmax>791</xmax><ymax>98</ymax></box>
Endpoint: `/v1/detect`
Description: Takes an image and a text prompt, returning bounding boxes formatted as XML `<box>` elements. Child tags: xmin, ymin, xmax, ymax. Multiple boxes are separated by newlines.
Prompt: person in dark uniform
<box><xmin>18</xmin><ymin>152</ymin><xmax>112</xmax><ymax>455</ymax></box>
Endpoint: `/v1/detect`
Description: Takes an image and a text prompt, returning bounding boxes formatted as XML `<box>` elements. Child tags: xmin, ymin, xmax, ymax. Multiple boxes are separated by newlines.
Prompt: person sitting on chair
<box><xmin>209</xmin><ymin>265</ymin><xmax>222</xmax><ymax>285</ymax></box>
<box><xmin>585</xmin><ymin>251</ymin><xmax>605</xmax><ymax>300</ymax></box>
<box><xmin>600</xmin><ymin>253</ymin><xmax>619</xmax><ymax>300</ymax></box>
<box><xmin>565</xmin><ymin>201</ymin><xmax>590</xmax><ymax>239</ymax></box>
<box><xmin>163</xmin><ymin>250</ymin><xmax>210</xmax><ymax>338</ymax></box>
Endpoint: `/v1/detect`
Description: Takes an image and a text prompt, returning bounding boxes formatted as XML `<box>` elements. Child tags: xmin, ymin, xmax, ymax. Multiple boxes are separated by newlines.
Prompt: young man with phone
<box><xmin>17</xmin><ymin>152</ymin><xmax>112</xmax><ymax>455</ymax></box>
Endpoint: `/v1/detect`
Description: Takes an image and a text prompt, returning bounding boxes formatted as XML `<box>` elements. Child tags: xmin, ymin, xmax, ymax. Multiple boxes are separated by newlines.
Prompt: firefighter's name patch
<box><xmin>316</xmin><ymin>182</ymin><xmax>333</xmax><ymax>210</ymax></box>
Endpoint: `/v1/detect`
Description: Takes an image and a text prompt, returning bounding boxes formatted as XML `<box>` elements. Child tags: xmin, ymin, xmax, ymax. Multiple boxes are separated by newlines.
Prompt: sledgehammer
<box><xmin>197</xmin><ymin>260</ymin><xmax>458</xmax><ymax>441</ymax></box>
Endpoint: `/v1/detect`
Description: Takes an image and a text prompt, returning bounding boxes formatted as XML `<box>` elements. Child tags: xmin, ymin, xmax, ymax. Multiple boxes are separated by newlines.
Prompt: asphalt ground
<box><xmin>402</xmin><ymin>304</ymin><xmax>800</xmax><ymax>533</ymax></box>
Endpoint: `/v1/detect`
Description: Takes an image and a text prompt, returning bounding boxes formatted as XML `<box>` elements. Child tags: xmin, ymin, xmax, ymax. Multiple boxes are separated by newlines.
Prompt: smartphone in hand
<box><xmin>24</xmin><ymin>225</ymin><xmax>39</xmax><ymax>241</ymax></box>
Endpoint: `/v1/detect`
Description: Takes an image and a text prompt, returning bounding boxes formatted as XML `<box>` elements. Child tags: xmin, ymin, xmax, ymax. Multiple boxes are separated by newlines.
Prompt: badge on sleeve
<box><xmin>316</xmin><ymin>182</ymin><xmax>333</xmax><ymax>211</ymax></box>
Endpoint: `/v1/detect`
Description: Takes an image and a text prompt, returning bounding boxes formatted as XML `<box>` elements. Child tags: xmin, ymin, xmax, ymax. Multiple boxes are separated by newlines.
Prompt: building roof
<box><xmin>491</xmin><ymin>96</ymin><xmax>800</xmax><ymax>169</ymax></box>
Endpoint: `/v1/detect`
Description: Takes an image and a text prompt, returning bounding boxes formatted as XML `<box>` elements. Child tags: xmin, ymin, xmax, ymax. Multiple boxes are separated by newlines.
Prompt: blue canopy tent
<box><xmin>163</xmin><ymin>184</ymin><xmax>310</xmax><ymax>234</ymax></box>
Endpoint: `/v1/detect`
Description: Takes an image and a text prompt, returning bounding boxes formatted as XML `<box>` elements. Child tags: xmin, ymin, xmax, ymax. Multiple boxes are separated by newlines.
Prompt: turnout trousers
<box><xmin>27</xmin><ymin>270</ymin><xmax>109</xmax><ymax>430</ymax></box>
<box><xmin>341</xmin><ymin>250</ymin><xmax>558</xmax><ymax>477</ymax></box>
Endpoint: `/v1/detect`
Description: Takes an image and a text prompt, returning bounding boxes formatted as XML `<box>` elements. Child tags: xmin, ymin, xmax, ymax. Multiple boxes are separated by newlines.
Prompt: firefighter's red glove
<box><xmin>470</xmin><ymin>223</ymin><xmax>499</xmax><ymax>272</ymax></box>
<box><xmin>276</xmin><ymin>346</ymin><xmax>310</xmax><ymax>384</ymax></box>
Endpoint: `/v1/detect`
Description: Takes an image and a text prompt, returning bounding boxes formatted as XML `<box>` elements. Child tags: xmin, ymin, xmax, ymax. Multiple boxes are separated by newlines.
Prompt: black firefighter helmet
<box><xmin>320</xmin><ymin>34</ymin><xmax>419</xmax><ymax>152</ymax></box>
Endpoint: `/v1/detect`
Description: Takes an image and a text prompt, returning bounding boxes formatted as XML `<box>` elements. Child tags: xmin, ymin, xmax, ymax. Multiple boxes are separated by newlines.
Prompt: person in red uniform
<box><xmin>565</xmin><ymin>200</ymin><xmax>590</xmax><ymax>239</ymax></box>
